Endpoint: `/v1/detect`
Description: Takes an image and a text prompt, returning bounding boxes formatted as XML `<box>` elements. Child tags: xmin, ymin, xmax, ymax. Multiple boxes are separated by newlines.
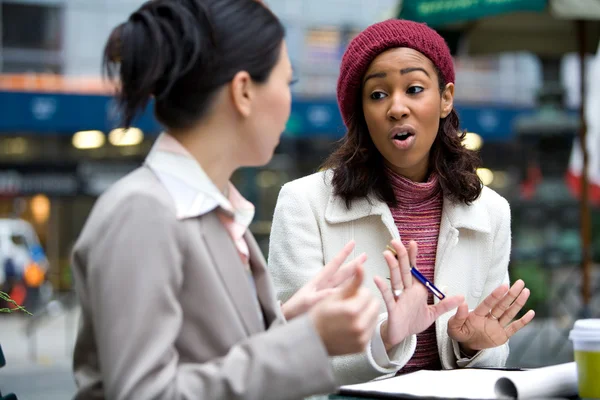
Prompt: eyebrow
<box><xmin>400</xmin><ymin>67</ymin><xmax>430</xmax><ymax>77</ymax></box>
<box><xmin>363</xmin><ymin>67</ymin><xmax>430</xmax><ymax>84</ymax></box>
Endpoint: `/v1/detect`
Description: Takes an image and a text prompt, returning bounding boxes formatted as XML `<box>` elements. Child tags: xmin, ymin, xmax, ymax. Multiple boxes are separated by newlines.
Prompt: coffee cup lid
<box><xmin>569</xmin><ymin>319</ymin><xmax>600</xmax><ymax>342</ymax></box>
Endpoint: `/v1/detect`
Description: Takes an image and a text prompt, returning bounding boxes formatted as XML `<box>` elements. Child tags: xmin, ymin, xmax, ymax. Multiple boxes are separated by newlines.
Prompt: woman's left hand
<box><xmin>281</xmin><ymin>240</ymin><xmax>366</xmax><ymax>321</ymax></box>
<box><xmin>447</xmin><ymin>280</ymin><xmax>536</xmax><ymax>355</ymax></box>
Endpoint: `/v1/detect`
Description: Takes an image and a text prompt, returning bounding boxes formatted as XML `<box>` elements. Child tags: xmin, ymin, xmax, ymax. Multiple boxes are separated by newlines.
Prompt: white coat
<box><xmin>268</xmin><ymin>170</ymin><xmax>511</xmax><ymax>385</ymax></box>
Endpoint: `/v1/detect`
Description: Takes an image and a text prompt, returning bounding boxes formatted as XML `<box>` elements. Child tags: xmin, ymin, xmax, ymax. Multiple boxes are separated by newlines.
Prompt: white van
<box><xmin>0</xmin><ymin>218</ymin><xmax>49</xmax><ymax>309</ymax></box>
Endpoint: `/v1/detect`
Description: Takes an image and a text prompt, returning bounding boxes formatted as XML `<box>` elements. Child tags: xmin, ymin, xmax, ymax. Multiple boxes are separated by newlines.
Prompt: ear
<box><xmin>230</xmin><ymin>71</ymin><xmax>253</xmax><ymax>118</ymax></box>
<box><xmin>440</xmin><ymin>82</ymin><xmax>454</xmax><ymax>118</ymax></box>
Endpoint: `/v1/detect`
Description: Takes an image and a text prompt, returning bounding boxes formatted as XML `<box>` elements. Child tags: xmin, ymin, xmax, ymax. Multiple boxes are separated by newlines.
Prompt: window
<box><xmin>1</xmin><ymin>2</ymin><xmax>63</xmax><ymax>50</ymax></box>
<box><xmin>1</xmin><ymin>2</ymin><xmax>64</xmax><ymax>73</ymax></box>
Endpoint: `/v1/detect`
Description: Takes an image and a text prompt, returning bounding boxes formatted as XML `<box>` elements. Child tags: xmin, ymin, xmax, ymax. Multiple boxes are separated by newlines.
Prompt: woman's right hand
<box><xmin>373</xmin><ymin>239</ymin><xmax>464</xmax><ymax>351</ymax></box>
<box><xmin>310</xmin><ymin>265</ymin><xmax>380</xmax><ymax>356</ymax></box>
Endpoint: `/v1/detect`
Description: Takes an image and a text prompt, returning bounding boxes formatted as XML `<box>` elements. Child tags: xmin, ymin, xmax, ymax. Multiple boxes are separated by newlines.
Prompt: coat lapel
<box><xmin>324</xmin><ymin>189</ymin><xmax>399</xmax><ymax>241</ymax></box>
<box><xmin>434</xmin><ymin>195</ymin><xmax>493</xmax><ymax>297</ymax></box>
<box><xmin>245</xmin><ymin>231</ymin><xmax>280</xmax><ymax>326</ymax></box>
<box><xmin>202</xmin><ymin>212</ymin><xmax>264</xmax><ymax>336</ymax></box>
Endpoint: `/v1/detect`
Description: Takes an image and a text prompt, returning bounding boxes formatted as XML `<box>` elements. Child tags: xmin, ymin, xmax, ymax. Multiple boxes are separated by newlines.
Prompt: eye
<box><xmin>289</xmin><ymin>78</ymin><xmax>299</xmax><ymax>86</ymax></box>
<box><xmin>407</xmin><ymin>86</ymin><xmax>424</xmax><ymax>95</ymax></box>
<box><xmin>370</xmin><ymin>91</ymin><xmax>387</xmax><ymax>100</ymax></box>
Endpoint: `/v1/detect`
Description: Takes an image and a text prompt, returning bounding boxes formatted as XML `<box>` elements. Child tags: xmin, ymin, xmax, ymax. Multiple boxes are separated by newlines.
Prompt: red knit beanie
<box><xmin>337</xmin><ymin>19</ymin><xmax>455</xmax><ymax>128</ymax></box>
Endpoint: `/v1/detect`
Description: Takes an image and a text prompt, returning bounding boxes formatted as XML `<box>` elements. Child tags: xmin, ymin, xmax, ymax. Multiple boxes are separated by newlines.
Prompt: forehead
<box><xmin>277</xmin><ymin>41</ymin><xmax>292</xmax><ymax>70</ymax></box>
<box><xmin>365</xmin><ymin>47</ymin><xmax>436</xmax><ymax>76</ymax></box>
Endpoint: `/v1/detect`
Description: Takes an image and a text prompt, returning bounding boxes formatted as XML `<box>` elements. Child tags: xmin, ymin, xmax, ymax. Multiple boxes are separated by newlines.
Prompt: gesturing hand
<box><xmin>447</xmin><ymin>279</ymin><xmax>536</xmax><ymax>354</ymax></box>
<box><xmin>373</xmin><ymin>239</ymin><xmax>464</xmax><ymax>351</ymax></box>
<box><xmin>282</xmin><ymin>240</ymin><xmax>366</xmax><ymax>321</ymax></box>
<box><xmin>311</xmin><ymin>265</ymin><xmax>380</xmax><ymax>356</ymax></box>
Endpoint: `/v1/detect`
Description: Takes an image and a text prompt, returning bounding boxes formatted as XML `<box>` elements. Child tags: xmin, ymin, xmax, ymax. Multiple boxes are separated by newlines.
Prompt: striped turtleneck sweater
<box><xmin>386</xmin><ymin>167</ymin><xmax>443</xmax><ymax>374</ymax></box>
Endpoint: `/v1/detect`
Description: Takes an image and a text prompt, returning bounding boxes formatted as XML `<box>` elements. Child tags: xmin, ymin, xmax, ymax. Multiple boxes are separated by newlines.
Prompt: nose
<box><xmin>386</xmin><ymin>94</ymin><xmax>410</xmax><ymax>121</ymax></box>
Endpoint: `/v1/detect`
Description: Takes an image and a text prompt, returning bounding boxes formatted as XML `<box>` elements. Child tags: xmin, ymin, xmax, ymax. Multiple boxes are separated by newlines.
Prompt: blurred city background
<box><xmin>0</xmin><ymin>0</ymin><xmax>599</xmax><ymax>398</ymax></box>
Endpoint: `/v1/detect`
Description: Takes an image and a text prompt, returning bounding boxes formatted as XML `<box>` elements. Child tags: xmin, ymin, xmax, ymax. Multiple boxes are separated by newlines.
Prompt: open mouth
<box><xmin>393</xmin><ymin>132</ymin><xmax>414</xmax><ymax>141</ymax></box>
<box><xmin>389</xmin><ymin>126</ymin><xmax>417</xmax><ymax>150</ymax></box>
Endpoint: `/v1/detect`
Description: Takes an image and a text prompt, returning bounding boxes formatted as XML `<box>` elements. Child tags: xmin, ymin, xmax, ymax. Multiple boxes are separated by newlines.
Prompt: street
<box><xmin>0</xmin><ymin>306</ymin><xmax>79</xmax><ymax>400</ymax></box>
<box><xmin>0</xmin><ymin>362</ymin><xmax>75</xmax><ymax>400</ymax></box>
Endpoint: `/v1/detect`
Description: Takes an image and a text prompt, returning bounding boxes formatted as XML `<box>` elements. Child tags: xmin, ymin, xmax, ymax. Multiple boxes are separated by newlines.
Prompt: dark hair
<box><xmin>103</xmin><ymin>0</ymin><xmax>285</xmax><ymax>130</ymax></box>
<box><xmin>322</xmin><ymin>67</ymin><xmax>482</xmax><ymax>208</ymax></box>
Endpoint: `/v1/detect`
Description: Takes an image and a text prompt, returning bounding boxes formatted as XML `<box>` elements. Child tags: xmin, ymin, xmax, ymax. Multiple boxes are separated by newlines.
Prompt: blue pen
<box><xmin>386</xmin><ymin>245</ymin><xmax>446</xmax><ymax>300</ymax></box>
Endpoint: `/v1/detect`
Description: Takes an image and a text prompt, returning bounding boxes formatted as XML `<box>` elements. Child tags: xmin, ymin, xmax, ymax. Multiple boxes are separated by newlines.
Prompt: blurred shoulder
<box><xmin>477</xmin><ymin>185</ymin><xmax>511</xmax><ymax>226</ymax></box>
<box><xmin>94</xmin><ymin>166</ymin><xmax>174</xmax><ymax>216</ymax></box>
<box><xmin>78</xmin><ymin>167</ymin><xmax>177</xmax><ymax>242</ymax></box>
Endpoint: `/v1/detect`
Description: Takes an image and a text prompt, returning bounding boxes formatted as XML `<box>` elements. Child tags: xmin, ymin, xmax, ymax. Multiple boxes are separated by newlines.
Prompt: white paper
<box><xmin>338</xmin><ymin>363</ymin><xmax>578</xmax><ymax>399</ymax></box>
<box><xmin>494</xmin><ymin>363</ymin><xmax>578</xmax><ymax>399</ymax></box>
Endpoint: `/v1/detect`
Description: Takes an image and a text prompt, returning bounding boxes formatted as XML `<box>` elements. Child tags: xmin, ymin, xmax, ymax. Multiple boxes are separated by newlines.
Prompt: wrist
<box><xmin>380</xmin><ymin>321</ymin><xmax>394</xmax><ymax>352</ymax></box>
<box><xmin>458</xmin><ymin>342</ymin><xmax>479</xmax><ymax>358</ymax></box>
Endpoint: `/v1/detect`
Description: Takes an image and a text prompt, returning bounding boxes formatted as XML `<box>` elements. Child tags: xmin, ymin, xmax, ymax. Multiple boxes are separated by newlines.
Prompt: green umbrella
<box><xmin>398</xmin><ymin>0</ymin><xmax>600</xmax><ymax>311</ymax></box>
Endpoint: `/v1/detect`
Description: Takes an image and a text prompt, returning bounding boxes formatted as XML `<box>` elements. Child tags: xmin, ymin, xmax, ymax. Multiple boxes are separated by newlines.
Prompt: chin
<box><xmin>244</xmin><ymin>151</ymin><xmax>275</xmax><ymax>168</ymax></box>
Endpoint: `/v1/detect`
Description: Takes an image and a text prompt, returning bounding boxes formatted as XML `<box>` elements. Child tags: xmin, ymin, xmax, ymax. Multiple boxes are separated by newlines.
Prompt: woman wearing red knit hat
<box><xmin>268</xmin><ymin>19</ymin><xmax>535</xmax><ymax>384</ymax></box>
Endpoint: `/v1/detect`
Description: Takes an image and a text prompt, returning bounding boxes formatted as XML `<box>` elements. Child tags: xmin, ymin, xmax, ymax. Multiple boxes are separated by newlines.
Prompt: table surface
<box><xmin>328</xmin><ymin>395</ymin><xmax>578</xmax><ymax>400</ymax></box>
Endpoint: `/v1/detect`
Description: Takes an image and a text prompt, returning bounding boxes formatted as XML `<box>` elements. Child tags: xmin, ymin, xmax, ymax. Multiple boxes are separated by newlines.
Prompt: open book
<box><xmin>337</xmin><ymin>362</ymin><xmax>577</xmax><ymax>399</ymax></box>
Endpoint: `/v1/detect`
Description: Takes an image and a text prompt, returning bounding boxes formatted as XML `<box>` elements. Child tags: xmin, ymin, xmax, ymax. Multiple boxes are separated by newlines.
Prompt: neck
<box><xmin>171</xmin><ymin>124</ymin><xmax>238</xmax><ymax>194</ymax></box>
<box><xmin>385</xmin><ymin>160</ymin><xmax>430</xmax><ymax>183</ymax></box>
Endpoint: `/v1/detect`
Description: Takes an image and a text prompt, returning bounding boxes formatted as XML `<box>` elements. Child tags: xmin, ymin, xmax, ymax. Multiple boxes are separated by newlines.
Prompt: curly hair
<box><xmin>321</xmin><ymin>69</ymin><xmax>482</xmax><ymax>209</ymax></box>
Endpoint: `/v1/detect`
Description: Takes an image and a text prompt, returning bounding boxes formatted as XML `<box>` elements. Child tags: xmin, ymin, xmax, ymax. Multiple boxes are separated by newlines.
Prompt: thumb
<box><xmin>340</xmin><ymin>264</ymin><xmax>364</xmax><ymax>299</ymax></box>
<box><xmin>431</xmin><ymin>295</ymin><xmax>464</xmax><ymax>319</ymax></box>
<box><xmin>447</xmin><ymin>302</ymin><xmax>469</xmax><ymax>332</ymax></box>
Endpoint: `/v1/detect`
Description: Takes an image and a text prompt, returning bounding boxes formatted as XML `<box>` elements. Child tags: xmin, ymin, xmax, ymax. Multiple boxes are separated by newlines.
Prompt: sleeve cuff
<box><xmin>367</xmin><ymin>314</ymin><xmax>416</xmax><ymax>373</ymax></box>
<box><xmin>451</xmin><ymin>339</ymin><xmax>484</xmax><ymax>368</ymax></box>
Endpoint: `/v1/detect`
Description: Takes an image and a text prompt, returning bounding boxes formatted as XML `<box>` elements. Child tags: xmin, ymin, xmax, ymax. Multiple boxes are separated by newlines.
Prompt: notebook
<box><xmin>337</xmin><ymin>362</ymin><xmax>578</xmax><ymax>399</ymax></box>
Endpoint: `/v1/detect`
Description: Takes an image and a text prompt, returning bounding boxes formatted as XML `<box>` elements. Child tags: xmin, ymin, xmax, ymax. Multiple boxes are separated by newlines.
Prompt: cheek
<box><xmin>420</xmin><ymin>98</ymin><xmax>442</xmax><ymax>125</ymax></box>
<box><xmin>421</xmin><ymin>103</ymin><xmax>442</xmax><ymax>144</ymax></box>
<box><xmin>278</xmin><ymin>87</ymin><xmax>292</xmax><ymax>122</ymax></box>
<box><xmin>262</xmin><ymin>85</ymin><xmax>291</xmax><ymax>127</ymax></box>
<box><xmin>362</xmin><ymin>103</ymin><xmax>388</xmax><ymax>145</ymax></box>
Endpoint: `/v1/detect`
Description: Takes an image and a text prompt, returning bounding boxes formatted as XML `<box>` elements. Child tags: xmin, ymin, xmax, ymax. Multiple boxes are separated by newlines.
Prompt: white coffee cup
<box><xmin>569</xmin><ymin>319</ymin><xmax>600</xmax><ymax>399</ymax></box>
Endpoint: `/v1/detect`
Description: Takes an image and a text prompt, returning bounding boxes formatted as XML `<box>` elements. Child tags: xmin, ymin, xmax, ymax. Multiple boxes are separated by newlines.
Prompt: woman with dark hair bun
<box><xmin>71</xmin><ymin>1</ymin><xmax>383</xmax><ymax>399</ymax></box>
<box><xmin>268</xmin><ymin>19</ymin><xmax>535</xmax><ymax>384</ymax></box>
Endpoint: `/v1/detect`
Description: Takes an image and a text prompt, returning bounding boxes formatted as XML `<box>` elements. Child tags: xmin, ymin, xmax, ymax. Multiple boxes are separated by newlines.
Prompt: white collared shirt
<box><xmin>145</xmin><ymin>133</ymin><xmax>263</xmax><ymax>324</ymax></box>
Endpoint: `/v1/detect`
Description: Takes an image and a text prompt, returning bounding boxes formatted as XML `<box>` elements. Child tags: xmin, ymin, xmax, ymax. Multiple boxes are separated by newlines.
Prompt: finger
<box><xmin>340</xmin><ymin>264</ymin><xmax>364</xmax><ymax>299</ymax></box>
<box><xmin>407</xmin><ymin>240</ymin><xmax>418</xmax><ymax>268</ymax></box>
<box><xmin>344</xmin><ymin>287</ymin><xmax>374</xmax><ymax>316</ymax></box>
<box><xmin>499</xmin><ymin>288</ymin><xmax>531</xmax><ymax>327</ymax></box>
<box><xmin>327</xmin><ymin>254</ymin><xmax>366</xmax><ymax>289</ymax></box>
<box><xmin>310</xmin><ymin>288</ymin><xmax>338</xmax><ymax>304</ymax></box>
<box><xmin>472</xmin><ymin>284</ymin><xmax>509</xmax><ymax>318</ymax></box>
<box><xmin>391</xmin><ymin>239</ymin><xmax>413</xmax><ymax>290</ymax></box>
<box><xmin>374</xmin><ymin>276</ymin><xmax>397</xmax><ymax>313</ymax></box>
<box><xmin>505</xmin><ymin>310</ymin><xmax>535</xmax><ymax>338</ymax></box>
<box><xmin>383</xmin><ymin>250</ymin><xmax>403</xmax><ymax>292</ymax></box>
<box><xmin>447</xmin><ymin>302</ymin><xmax>469</xmax><ymax>332</ymax></box>
<box><xmin>358</xmin><ymin>298</ymin><xmax>381</xmax><ymax>343</ymax></box>
<box><xmin>357</xmin><ymin>296</ymin><xmax>381</xmax><ymax>330</ymax></box>
<box><xmin>431</xmin><ymin>294</ymin><xmax>464</xmax><ymax>319</ymax></box>
<box><xmin>315</xmin><ymin>241</ymin><xmax>356</xmax><ymax>287</ymax></box>
<box><xmin>490</xmin><ymin>279</ymin><xmax>525</xmax><ymax>319</ymax></box>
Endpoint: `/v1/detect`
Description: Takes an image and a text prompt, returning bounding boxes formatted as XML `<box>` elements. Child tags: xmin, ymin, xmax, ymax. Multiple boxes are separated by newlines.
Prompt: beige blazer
<box><xmin>71</xmin><ymin>167</ymin><xmax>335</xmax><ymax>400</ymax></box>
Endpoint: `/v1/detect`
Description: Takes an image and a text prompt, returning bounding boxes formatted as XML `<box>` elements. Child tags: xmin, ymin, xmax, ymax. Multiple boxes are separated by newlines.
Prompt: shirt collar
<box><xmin>145</xmin><ymin>133</ymin><xmax>255</xmax><ymax>225</ymax></box>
